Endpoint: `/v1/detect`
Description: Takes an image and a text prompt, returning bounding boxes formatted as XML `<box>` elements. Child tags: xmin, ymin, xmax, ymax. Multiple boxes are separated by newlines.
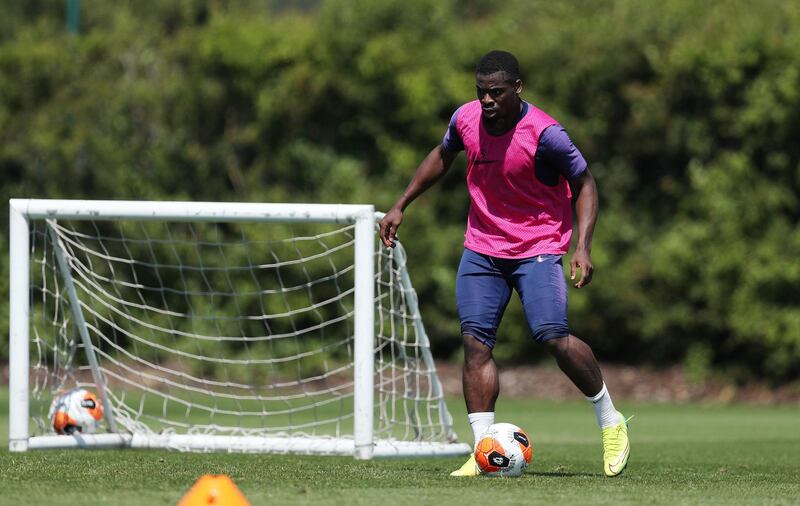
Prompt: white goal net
<box><xmin>9</xmin><ymin>200</ymin><xmax>469</xmax><ymax>458</ymax></box>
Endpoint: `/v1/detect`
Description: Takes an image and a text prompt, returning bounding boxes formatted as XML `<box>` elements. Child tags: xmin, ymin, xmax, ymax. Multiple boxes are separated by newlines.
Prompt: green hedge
<box><xmin>1</xmin><ymin>0</ymin><xmax>799</xmax><ymax>383</ymax></box>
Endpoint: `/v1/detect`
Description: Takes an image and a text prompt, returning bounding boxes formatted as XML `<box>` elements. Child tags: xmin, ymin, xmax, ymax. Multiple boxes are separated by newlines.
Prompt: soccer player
<box><xmin>379</xmin><ymin>50</ymin><xmax>630</xmax><ymax>477</ymax></box>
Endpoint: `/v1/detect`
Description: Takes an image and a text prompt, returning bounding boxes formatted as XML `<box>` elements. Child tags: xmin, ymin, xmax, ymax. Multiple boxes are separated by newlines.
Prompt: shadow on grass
<box><xmin>528</xmin><ymin>471</ymin><xmax>598</xmax><ymax>478</ymax></box>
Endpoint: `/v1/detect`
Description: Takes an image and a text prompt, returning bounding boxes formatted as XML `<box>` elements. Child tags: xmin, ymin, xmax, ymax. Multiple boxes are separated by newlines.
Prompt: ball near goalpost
<box><xmin>48</xmin><ymin>388</ymin><xmax>104</xmax><ymax>435</ymax></box>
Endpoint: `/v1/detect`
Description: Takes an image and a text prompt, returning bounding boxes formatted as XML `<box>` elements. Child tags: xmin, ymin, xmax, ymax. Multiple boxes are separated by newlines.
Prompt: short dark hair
<box><xmin>476</xmin><ymin>50</ymin><xmax>521</xmax><ymax>81</ymax></box>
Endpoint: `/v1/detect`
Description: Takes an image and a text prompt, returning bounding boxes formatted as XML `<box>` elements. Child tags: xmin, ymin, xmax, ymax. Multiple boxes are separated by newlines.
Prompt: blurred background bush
<box><xmin>1</xmin><ymin>0</ymin><xmax>799</xmax><ymax>384</ymax></box>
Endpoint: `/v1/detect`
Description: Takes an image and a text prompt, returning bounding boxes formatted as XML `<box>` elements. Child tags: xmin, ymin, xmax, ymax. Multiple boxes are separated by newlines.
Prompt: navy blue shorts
<box><xmin>455</xmin><ymin>248</ymin><xmax>569</xmax><ymax>347</ymax></box>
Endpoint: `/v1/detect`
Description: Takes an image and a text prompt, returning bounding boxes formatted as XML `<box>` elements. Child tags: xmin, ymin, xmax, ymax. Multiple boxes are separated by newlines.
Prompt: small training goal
<box><xmin>8</xmin><ymin>199</ymin><xmax>469</xmax><ymax>459</ymax></box>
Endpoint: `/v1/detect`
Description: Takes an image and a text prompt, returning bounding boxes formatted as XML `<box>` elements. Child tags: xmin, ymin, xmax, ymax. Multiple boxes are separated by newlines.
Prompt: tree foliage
<box><xmin>1</xmin><ymin>0</ymin><xmax>799</xmax><ymax>382</ymax></box>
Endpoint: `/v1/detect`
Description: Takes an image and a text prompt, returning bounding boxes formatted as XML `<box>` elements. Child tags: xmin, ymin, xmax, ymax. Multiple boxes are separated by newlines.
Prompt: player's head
<box><xmin>475</xmin><ymin>50</ymin><xmax>523</xmax><ymax>121</ymax></box>
<box><xmin>476</xmin><ymin>50</ymin><xmax>521</xmax><ymax>82</ymax></box>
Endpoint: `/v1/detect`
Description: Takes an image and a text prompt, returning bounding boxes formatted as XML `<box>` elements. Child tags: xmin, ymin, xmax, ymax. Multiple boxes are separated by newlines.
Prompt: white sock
<box><xmin>586</xmin><ymin>383</ymin><xmax>623</xmax><ymax>429</ymax></box>
<box><xmin>468</xmin><ymin>412</ymin><xmax>495</xmax><ymax>448</ymax></box>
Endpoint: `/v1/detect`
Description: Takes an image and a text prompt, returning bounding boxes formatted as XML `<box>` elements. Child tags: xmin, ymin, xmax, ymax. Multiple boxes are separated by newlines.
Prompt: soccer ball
<box><xmin>474</xmin><ymin>422</ymin><xmax>533</xmax><ymax>477</ymax></box>
<box><xmin>48</xmin><ymin>388</ymin><xmax>104</xmax><ymax>435</ymax></box>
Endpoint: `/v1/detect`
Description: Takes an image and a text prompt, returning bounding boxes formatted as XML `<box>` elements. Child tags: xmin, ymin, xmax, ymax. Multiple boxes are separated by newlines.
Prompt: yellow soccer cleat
<box><xmin>449</xmin><ymin>453</ymin><xmax>480</xmax><ymax>477</ymax></box>
<box><xmin>601</xmin><ymin>414</ymin><xmax>632</xmax><ymax>477</ymax></box>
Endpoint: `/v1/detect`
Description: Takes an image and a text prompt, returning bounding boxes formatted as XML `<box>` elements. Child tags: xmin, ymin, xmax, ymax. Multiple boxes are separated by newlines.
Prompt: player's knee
<box><xmin>462</xmin><ymin>332</ymin><xmax>493</xmax><ymax>365</ymax></box>
<box><xmin>534</xmin><ymin>324</ymin><xmax>570</xmax><ymax>347</ymax></box>
<box><xmin>461</xmin><ymin>325</ymin><xmax>496</xmax><ymax>349</ymax></box>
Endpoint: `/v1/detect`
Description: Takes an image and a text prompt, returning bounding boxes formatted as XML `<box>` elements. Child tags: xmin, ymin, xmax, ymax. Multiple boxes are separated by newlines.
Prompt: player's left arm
<box><xmin>568</xmin><ymin>169</ymin><xmax>598</xmax><ymax>288</ymax></box>
<box><xmin>537</xmin><ymin>125</ymin><xmax>598</xmax><ymax>288</ymax></box>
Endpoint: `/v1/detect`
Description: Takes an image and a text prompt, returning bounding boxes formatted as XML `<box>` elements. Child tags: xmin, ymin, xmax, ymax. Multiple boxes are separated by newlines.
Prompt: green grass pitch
<box><xmin>1</xmin><ymin>390</ymin><xmax>798</xmax><ymax>505</ymax></box>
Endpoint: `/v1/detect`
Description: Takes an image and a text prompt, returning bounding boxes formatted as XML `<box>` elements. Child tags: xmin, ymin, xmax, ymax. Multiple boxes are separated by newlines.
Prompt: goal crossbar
<box><xmin>12</xmin><ymin>199</ymin><xmax>373</xmax><ymax>223</ymax></box>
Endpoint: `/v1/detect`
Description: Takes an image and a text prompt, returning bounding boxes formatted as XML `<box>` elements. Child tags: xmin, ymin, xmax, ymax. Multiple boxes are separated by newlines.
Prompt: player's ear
<box><xmin>514</xmin><ymin>79</ymin><xmax>522</xmax><ymax>95</ymax></box>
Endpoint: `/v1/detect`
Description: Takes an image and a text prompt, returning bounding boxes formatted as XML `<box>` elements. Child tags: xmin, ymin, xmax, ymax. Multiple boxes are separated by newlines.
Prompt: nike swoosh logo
<box><xmin>474</xmin><ymin>159</ymin><xmax>500</xmax><ymax>165</ymax></box>
<box><xmin>607</xmin><ymin>442</ymin><xmax>630</xmax><ymax>474</ymax></box>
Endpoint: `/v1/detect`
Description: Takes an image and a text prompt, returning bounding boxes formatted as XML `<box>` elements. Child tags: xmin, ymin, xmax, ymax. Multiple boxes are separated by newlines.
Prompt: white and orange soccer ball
<box><xmin>48</xmin><ymin>388</ymin><xmax>104</xmax><ymax>435</ymax></box>
<box><xmin>474</xmin><ymin>422</ymin><xmax>533</xmax><ymax>477</ymax></box>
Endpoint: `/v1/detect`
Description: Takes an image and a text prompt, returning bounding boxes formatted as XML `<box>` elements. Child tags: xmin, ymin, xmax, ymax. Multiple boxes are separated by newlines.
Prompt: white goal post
<box><xmin>8</xmin><ymin>199</ymin><xmax>470</xmax><ymax>459</ymax></box>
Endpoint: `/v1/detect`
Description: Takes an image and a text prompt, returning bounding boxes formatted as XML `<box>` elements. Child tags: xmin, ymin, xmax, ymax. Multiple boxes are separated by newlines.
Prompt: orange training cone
<box><xmin>177</xmin><ymin>474</ymin><xmax>251</xmax><ymax>506</ymax></box>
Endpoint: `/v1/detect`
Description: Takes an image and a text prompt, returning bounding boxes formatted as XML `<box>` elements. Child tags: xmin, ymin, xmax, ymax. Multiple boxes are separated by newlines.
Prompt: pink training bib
<box><xmin>455</xmin><ymin>100</ymin><xmax>573</xmax><ymax>259</ymax></box>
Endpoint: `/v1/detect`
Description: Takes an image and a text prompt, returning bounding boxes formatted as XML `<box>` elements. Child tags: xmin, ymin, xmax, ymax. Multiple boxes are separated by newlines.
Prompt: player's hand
<box><xmin>569</xmin><ymin>248</ymin><xmax>594</xmax><ymax>288</ymax></box>
<box><xmin>379</xmin><ymin>207</ymin><xmax>404</xmax><ymax>248</ymax></box>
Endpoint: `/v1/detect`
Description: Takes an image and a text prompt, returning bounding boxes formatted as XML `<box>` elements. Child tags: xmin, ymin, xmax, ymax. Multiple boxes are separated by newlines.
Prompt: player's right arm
<box><xmin>379</xmin><ymin>145</ymin><xmax>458</xmax><ymax>248</ymax></box>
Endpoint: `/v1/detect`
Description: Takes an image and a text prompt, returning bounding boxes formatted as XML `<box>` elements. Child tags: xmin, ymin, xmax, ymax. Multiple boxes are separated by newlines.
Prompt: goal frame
<box><xmin>8</xmin><ymin>199</ymin><xmax>470</xmax><ymax>459</ymax></box>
